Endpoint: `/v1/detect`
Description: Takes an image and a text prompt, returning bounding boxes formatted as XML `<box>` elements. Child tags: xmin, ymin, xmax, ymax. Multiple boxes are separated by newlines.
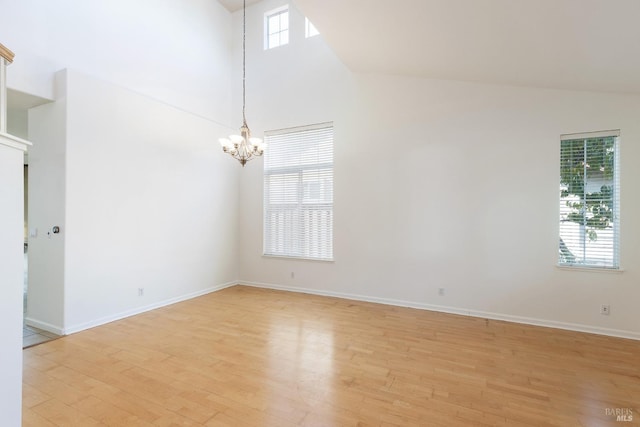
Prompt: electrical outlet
<box><xmin>600</xmin><ymin>304</ymin><xmax>610</xmax><ymax>315</ymax></box>
<box><xmin>291</xmin><ymin>272</ymin><xmax>295</xmax><ymax>279</ymax></box>
<box><xmin>438</xmin><ymin>288</ymin><xmax>445</xmax><ymax>296</ymax></box>
<box><xmin>138</xmin><ymin>288</ymin><xmax>144</xmax><ymax>297</ymax></box>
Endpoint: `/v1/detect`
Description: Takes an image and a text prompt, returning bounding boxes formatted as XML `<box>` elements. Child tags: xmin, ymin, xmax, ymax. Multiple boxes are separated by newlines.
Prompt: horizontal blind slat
<box><xmin>559</xmin><ymin>134</ymin><xmax>619</xmax><ymax>268</ymax></box>
<box><xmin>264</xmin><ymin>123</ymin><xmax>333</xmax><ymax>260</ymax></box>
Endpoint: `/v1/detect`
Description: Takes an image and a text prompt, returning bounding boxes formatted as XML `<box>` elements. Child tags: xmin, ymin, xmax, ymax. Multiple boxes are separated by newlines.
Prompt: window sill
<box><xmin>556</xmin><ymin>264</ymin><xmax>624</xmax><ymax>273</ymax></box>
<box><xmin>262</xmin><ymin>254</ymin><xmax>334</xmax><ymax>263</ymax></box>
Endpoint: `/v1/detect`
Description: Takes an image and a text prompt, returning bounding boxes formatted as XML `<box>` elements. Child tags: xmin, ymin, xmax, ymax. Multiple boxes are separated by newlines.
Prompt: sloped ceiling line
<box><xmin>234</xmin><ymin>0</ymin><xmax>640</xmax><ymax>94</ymax></box>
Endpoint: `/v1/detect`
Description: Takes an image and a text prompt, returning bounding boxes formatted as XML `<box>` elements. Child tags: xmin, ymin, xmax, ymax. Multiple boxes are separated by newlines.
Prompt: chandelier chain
<box><xmin>218</xmin><ymin>0</ymin><xmax>264</xmax><ymax>167</ymax></box>
<box><xmin>242</xmin><ymin>0</ymin><xmax>246</xmax><ymax>126</ymax></box>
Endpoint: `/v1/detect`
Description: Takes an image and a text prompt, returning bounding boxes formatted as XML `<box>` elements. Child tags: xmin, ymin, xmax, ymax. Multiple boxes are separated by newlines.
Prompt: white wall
<box><xmin>2</xmin><ymin>2</ymin><xmax>238</xmax><ymax>422</ymax></box>
<box><xmin>4</xmin><ymin>0</ymin><xmax>238</xmax><ymax>333</ymax></box>
<box><xmin>7</xmin><ymin>107</ymin><xmax>27</xmax><ymax>139</ymax></box>
<box><xmin>238</xmin><ymin>1</ymin><xmax>640</xmax><ymax>339</ymax></box>
<box><xmin>0</xmin><ymin>0</ymin><xmax>233</xmax><ymax>123</ymax></box>
<box><xmin>234</xmin><ymin>0</ymin><xmax>353</xmax><ymax>255</ymax></box>
<box><xmin>0</xmin><ymin>137</ymin><xmax>27</xmax><ymax>427</ymax></box>
<box><xmin>60</xmin><ymin>69</ymin><xmax>239</xmax><ymax>332</ymax></box>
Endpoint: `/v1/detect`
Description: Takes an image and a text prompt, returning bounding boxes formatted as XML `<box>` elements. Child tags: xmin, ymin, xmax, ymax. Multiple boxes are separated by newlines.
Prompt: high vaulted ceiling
<box><xmin>217</xmin><ymin>0</ymin><xmax>261</xmax><ymax>12</ymax></box>
<box><xmin>293</xmin><ymin>0</ymin><xmax>640</xmax><ymax>94</ymax></box>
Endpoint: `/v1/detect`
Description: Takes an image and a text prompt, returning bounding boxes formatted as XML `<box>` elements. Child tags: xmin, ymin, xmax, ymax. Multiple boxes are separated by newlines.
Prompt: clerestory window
<box><xmin>265</xmin><ymin>6</ymin><xmax>289</xmax><ymax>49</ymax></box>
<box><xmin>305</xmin><ymin>17</ymin><xmax>319</xmax><ymax>38</ymax></box>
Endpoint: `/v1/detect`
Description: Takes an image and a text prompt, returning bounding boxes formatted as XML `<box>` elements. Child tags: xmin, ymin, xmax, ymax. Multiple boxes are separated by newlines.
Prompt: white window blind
<box><xmin>264</xmin><ymin>123</ymin><xmax>333</xmax><ymax>260</ymax></box>
<box><xmin>559</xmin><ymin>131</ymin><xmax>620</xmax><ymax>269</ymax></box>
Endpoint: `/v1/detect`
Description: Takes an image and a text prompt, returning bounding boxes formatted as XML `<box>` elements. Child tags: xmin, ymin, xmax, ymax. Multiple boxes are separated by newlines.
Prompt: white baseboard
<box><xmin>240</xmin><ymin>280</ymin><xmax>640</xmax><ymax>341</ymax></box>
<box><xmin>63</xmin><ymin>281</ymin><xmax>237</xmax><ymax>335</ymax></box>
<box><xmin>24</xmin><ymin>318</ymin><xmax>64</xmax><ymax>336</ymax></box>
<box><xmin>41</xmin><ymin>279</ymin><xmax>640</xmax><ymax>341</ymax></box>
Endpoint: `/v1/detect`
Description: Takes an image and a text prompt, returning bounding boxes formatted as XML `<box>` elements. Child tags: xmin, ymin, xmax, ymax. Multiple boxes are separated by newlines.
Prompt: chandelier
<box><xmin>219</xmin><ymin>0</ymin><xmax>265</xmax><ymax>166</ymax></box>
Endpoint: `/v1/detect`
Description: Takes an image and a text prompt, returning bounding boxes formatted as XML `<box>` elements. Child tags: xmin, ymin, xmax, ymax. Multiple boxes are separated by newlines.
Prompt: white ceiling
<box><xmin>294</xmin><ymin>0</ymin><xmax>640</xmax><ymax>94</ymax></box>
<box><xmin>7</xmin><ymin>89</ymin><xmax>50</xmax><ymax>111</ymax></box>
<box><xmin>217</xmin><ymin>0</ymin><xmax>262</xmax><ymax>12</ymax></box>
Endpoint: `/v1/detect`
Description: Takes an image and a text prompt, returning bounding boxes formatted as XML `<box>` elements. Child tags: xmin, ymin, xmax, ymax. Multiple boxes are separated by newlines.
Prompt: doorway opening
<box><xmin>8</xmin><ymin>90</ymin><xmax>60</xmax><ymax>348</ymax></box>
<box><xmin>22</xmin><ymin>163</ymin><xmax>57</xmax><ymax>347</ymax></box>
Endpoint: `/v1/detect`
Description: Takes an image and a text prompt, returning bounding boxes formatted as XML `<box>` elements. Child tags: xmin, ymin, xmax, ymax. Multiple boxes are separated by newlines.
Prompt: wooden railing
<box><xmin>0</xmin><ymin>43</ymin><xmax>31</xmax><ymax>151</ymax></box>
<box><xmin>0</xmin><ymin>43</ymin><xmax>14</xmax><ymax>133</ymax></box>
<box><xmin>0</xmin><ymin>43</ymin><xmax>14</xmax><ymax>63</ymax></box>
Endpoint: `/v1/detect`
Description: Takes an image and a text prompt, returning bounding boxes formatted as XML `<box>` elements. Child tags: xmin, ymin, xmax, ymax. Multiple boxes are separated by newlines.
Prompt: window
<box><xmin>559</xmin><ymin>131</ymin><xmax>620</xmax><ymax>269</ymax></box>
<box><xmin>264</xmin><ymin>123</ymin><xmax>334</xmax><ymax>260</ymax></box>
<box><xmin>265</xmin><ymin>6</ymin><xmax>289</xmax><ymax>49</ymax></box>
<box><xmin>305</xmin><ymin>17</ymin><xmax>319</xmax><ymax>38</ymax></box>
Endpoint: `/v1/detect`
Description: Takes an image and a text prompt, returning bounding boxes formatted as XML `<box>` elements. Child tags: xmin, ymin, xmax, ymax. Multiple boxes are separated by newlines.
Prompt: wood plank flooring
<box><xmin>23</xmin><ymin>285</ymin><xmax>640</xmax><ymax>426</ymax></box>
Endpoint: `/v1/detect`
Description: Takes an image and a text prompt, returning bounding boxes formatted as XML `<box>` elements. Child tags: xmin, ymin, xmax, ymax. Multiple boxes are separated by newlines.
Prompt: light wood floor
<box><xmin>23</xmin><ymin>285</ymin><xmax>639</xmax><ymax>426</ymax></box>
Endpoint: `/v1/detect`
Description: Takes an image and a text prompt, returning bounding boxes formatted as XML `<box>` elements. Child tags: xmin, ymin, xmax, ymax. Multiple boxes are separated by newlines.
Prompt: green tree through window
<box><xmin>559</xmin><ymin>134</ymin><xmax>619</xmax><ymax>268</ymax></box>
